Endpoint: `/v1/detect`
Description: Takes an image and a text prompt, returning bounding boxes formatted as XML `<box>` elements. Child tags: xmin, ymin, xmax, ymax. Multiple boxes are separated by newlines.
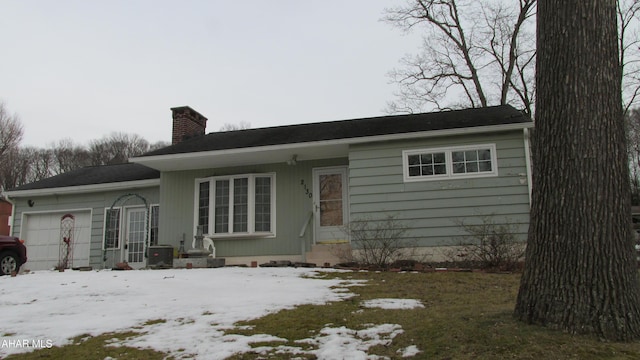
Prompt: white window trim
<box><xmin>402</xmin><ymin>143</ymin><xmax>499</xmax><ymax>182</ymax></box>
<box><xmin>194</xmin><ymin>173</ymin><xmax>276</xmax><ymax>239</ymax></box>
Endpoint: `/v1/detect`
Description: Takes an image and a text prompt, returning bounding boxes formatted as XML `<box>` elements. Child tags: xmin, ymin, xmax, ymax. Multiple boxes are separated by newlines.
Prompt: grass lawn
<box><xmin>7</xmin><ymin>271</ymin><xmax>640</xmax><ymax>359</ymax></box>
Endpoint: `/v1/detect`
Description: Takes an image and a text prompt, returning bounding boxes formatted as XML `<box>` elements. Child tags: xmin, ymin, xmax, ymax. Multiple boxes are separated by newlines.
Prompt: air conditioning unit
<box><xmin>147</xmin><ymin>245</ymin><xmax>174</xmax><ymax>268</ymax></box>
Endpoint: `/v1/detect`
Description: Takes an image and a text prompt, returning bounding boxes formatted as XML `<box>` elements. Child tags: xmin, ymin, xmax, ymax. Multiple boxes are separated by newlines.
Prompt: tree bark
<box><xmin>514</xmin><ymin>0</ymin><xmax>640</xmax><ymax>341</ymax></box>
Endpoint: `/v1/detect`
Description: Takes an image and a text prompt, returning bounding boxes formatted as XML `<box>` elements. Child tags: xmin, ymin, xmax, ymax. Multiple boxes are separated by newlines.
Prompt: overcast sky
<box><xmin>1</xmin><ymin>0</ymin><xmax>423</xmax><ymax>147</ymax></box>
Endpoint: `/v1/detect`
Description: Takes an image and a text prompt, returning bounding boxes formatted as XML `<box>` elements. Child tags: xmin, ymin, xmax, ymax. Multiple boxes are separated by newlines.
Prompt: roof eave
<box><xmin>131</xmin><ymin>122</ymin><xmax>533</xmax><ymax>171</ymax></box>
<box><xmin>5</xmin><ymin>179</ymin><xmax>160</xmax><ymax>198</ymax></box>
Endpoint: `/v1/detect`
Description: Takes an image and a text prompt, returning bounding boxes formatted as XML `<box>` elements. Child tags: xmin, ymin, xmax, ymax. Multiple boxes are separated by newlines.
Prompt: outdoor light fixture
<box><xmin>287</xmin><ymin>154</ymin><xmax>298</xmax><ymax>166</ymax></box>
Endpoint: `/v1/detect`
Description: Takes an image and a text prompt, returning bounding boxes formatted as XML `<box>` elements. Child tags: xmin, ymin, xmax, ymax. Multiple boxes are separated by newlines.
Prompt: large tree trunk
<box><xmin>514</xmin><ymin>0</ymin><xmax>640</xmax><ymax>341</ymax></box>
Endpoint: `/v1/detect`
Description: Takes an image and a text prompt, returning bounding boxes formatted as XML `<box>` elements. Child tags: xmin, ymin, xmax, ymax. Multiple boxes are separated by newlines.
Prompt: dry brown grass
<box><xmin>7</xmin><ymin>271</ymin><xmax>640</xmax><ymax>359</ymax></box>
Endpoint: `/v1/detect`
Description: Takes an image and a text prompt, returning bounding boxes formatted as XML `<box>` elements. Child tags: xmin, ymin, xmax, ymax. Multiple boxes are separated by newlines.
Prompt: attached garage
<box><xmin>4</xmin><ymin>163</ymin><xmax>161</xmax><ymax>270</ymax></box>
<box><xmin>21</xmin><ymin>210</ymin><xmax>91</xmax><ymax>271</ymax></box>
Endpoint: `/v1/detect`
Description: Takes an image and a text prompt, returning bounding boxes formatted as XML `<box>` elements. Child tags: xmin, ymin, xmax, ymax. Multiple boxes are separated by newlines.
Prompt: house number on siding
<box><xmin>300</xmin><ymin>179</ymin><xmax>312</xmax><ymax>198</ymax></box>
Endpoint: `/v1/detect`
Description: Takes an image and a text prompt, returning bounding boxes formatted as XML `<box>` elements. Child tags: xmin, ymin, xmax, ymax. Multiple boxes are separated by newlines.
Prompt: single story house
<box><xmin>5</xmin><ymin>105</ymin><xmax>533</xmax><ymax>270</ymax></box>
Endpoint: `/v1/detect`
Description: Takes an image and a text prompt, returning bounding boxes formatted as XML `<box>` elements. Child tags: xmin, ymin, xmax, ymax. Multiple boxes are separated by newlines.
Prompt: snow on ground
<box><xmin>399</xmin><ymin>345</ymin><xmax>422</xmax><ymax>358</ymax></box>
<box><xmin>299</xmin><ymin>324</ymin><xmax>403</xmax><ymax>360</ymax></box>
<box><xmin>0</xmin><ymin>267</ymin><xmax>422</xmax><ymax>359</ymax></box>
<box><xmin>362</xmin><ymin>298</ymin><xmax>425</xmax><ymax>310</ymax></box>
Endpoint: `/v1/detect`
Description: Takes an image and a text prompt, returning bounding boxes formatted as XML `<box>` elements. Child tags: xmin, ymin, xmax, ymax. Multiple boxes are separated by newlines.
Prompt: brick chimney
<box><xmin>171</xmin><ymin>106</ymin><xmax>208</xmax><ymax>145</ymax></box>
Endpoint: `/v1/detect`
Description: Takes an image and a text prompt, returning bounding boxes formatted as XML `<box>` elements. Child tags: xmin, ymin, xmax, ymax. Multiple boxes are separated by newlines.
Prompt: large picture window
<box><xmin>403</xmin><ymin>144</ymin><xmax>498</xmax><ymax>182</ymax></box>
<box><xmin>196</xmin><ymin>174</ymin><xmax>275</xmax><ymax>237</ymax></box>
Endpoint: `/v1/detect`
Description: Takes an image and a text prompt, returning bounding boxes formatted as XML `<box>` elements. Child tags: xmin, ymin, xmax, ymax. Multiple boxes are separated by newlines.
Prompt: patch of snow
<box><xmin>361</xmin><ymin>298</ymin><xmax>425</xmax><ymax>310</ymax></box>
<box><xmin>398</xmin><ymin>344</ymin><xmax>421</xmax><ymax>358</ymax></box>
<box><xmin>0</xmin><ymin>267</ymin><xmax>362</xmax><ymax>359</ymax></box>
<box><xmin>1</xmin><ymin>268</ymin><xmax>419</xmax><ymax>359</ymax></box>
<box><xmin>297</xmin><ymin>323</ymin><xmax>403</xmax><ymax>360</ymax></box>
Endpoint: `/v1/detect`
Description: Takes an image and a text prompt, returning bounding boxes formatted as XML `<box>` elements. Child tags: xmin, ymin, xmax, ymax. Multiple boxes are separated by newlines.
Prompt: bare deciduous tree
<box><xmin>88</xmin><ymin>132</ymin><xmax>151</xmax><ymax>166</ymax></box>
<box><xmin>29</xmin><ymin>147</ymin><xmax>54</xmax><ymax>181</ymax></box>
<box><xmin>0</xmin><ymin>100</ymin><xmax>169</xmax><ymax>190</ymax></box>
<box><xmin>0</xmin><ymin>102</ymin><xmax>23</xmax><ymax>160</ymax></box>
<box><xmin>0</xmin><ymin>147</ymin><xmax>37</xmax><ymax>190</ymax></box>
<box><xmin>619</xmin><ymin>1</ymin><xmax>640</xmax><ymax>202</ymax></box>
<box><xmin>2</xmin><ymin>146</ymin><xmax>74</xmax><ymax>189</ymax></box>
<box><xmin>626</xmin><ymin>109</ymin><xmax>640</xmax><ymax>203</ymax></box>
<box><xmin>386</xmin><ymin>0</ymin><xmax>640</xmax><ymax>115</ymax></box>
<box><xmin>0</xmin><ymin>103</ymin><xmax>24</xmax><ymax>192</ymax></box>
<box><xmin>384</xmin><ymin>0</ymin><xmax>536</xmax><ymax>115</ymax></box>
<box><xmin>149</xmin><ymin>140</ymin><xmax>169</xmax><ymax>151</ymax></box>
<box><xmin>1</xmin><ymin>132</ymin><xmax>166</xmax><ymax>190</ymax></box>
<box><xmin>219</xmin><ymin>121</ymin><xmax>251</xmax><ymax>132</ymax></box>
<box><xmin>620</xmin><ymin>0</ymin><xmax>640</xmax><ymax>114</ymax></box>
<box><xmin>51</xmin><ymin>139</ymin><xmax>91</xmax><ymax>174</ymax></box>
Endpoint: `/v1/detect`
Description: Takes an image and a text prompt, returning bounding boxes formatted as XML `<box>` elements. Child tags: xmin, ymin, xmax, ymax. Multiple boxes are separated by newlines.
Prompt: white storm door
<box><xmin>125</xmin><ymin>208</ymin><xmax>146</xmax><ymax>269</ymax></box>
<box><xmin>313</xmin><ymin>167</ymin><xmax>349</xmax><ymax>244</ymax></box>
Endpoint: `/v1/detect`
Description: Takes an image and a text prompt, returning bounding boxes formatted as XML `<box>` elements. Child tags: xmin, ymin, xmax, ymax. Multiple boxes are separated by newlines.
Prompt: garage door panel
<box><xmin>23</xmin><ymin>211</ymin><xmax>91</xmax><ymax>271</ymax></box>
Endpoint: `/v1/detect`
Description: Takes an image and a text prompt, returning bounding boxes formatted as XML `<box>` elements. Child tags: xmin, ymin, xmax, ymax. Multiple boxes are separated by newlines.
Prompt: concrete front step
<box><xmin>173</xmin><ymin>257</ymin><xmax>226</xmax><ymax>269</ymax></box>
<box><xmin>305</xmin><ymin>243</ymin><xmax>351</xmax><ymax>267</ymax></box>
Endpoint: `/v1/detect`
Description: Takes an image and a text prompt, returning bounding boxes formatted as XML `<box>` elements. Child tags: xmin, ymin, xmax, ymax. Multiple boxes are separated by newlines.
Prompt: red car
<box><xmin>0</xmin><ymin>235</ymin><xmax>27</xmax><ymax>275</ymax></box>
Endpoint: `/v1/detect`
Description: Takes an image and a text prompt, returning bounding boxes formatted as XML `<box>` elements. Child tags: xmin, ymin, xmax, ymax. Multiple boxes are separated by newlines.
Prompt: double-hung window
<box><xmin>403</xmin><ymin>144</ymin><xmax>498</xmax><ymax>182</ymax></box>
<box><xmin>196</xmin><ymin>173</ymin><xmax>275</xmax><ymax>237</ymax></box>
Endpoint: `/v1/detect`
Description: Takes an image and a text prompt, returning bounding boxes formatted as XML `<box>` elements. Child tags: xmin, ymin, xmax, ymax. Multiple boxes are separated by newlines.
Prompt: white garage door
<box><xmin>22</xmin><ymin>211</ymin><xmax>91</xmax><ymax>271</ymax></box>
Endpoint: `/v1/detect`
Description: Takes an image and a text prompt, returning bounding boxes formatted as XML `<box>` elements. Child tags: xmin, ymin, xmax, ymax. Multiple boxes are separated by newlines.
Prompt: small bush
<box><xmin>338</xmin><ymin>214</ymin><xmax>413</xmax><ymax>269</ymax></box>
<box><xmin>450</xmin><ymin>216</ymin><xmax>525</xmax><ymax>271</ymax></box>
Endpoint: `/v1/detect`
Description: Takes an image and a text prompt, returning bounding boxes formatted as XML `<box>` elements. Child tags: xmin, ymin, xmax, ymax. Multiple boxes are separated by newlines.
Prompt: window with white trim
<box><xmin>196</xmin><ymin>174</ymin><xmax>275</xmax><ymax>237</ymax></box>
<box><xmin>403</xmin><ymin>144</ymin><xmax>498</xmax><ymax>182</ymax></box>
<box><xmin>149</xmin><ymin>205</ymin><xmax>160</xmax><ymax>246</ymax></box>
<box><xmin>104</xmin><ymin>208</ymin><xmax>121</xmax><ymax>249</ymax></box>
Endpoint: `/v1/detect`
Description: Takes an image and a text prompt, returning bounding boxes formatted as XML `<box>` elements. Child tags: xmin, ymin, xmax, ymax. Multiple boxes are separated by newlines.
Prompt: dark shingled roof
<box><xmin>8</xmin><ymin>105</ymin><xmax>530</xmax><ymax>192</ymax></box>
<box><xmin>9</xmin><ymin>163</ymin><xmax>159</xmax><ymax>192</ymax></box>
<box><xmin>141</xmin><ymin>105</ymin><xmax>530</xmax><ymax>157</ymax></box>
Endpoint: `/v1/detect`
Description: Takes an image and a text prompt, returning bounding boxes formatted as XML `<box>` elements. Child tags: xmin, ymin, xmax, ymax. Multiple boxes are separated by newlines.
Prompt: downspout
<box><xmin>523</xmin><ymin>128</ymin><xmax>533</xmax><ymax>206</ymax></box>
<box><xmin>8</xmin><ymin>197</ymin><xmax>16</xmax><ymax>237</ymax></box>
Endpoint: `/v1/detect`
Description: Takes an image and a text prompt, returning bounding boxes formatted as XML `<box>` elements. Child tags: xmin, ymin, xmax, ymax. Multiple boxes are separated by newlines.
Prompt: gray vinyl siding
<box><xmin>348</xmin><ymin>130</ymin><xmax>530</xmax><ymax>247</ymax></box>
<box><xmin>158</xmin><ymin>158</ymin><xmax>348</xmax><ymax>258</ymax></box>
<box><xmin>10</xmin><ymin>186</ymin><xmax>159</xmax><ymax>269</ymax></box>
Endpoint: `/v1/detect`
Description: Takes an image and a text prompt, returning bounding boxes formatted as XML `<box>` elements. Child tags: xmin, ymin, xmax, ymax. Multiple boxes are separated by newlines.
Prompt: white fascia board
<box><xmin>4</xmin><ymin>179</ymin><xmax>160</xmax><ymax>198</ymax></box>
<box><xmin>130</xmin><ymin>122</ymin><xmax>533</xmax><ymax>170</ymax></box>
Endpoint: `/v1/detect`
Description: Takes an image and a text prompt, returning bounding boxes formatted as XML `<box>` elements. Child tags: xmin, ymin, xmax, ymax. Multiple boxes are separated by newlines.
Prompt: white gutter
<box><xmin>2</xmin><ymin>195</ymin><xmax>16</xmax><ymax>237</ymax></box>
<box><xmin>523</xmin><ymin>128</ymin><xmax>533</xmax><ymax>205</ymax></box>
<box><xmin>131</xmin><ymin>122</ymin><xmax>533</xmax><ymax>167</ymax></box>
<box><xmin>4</xmin><ymin>179</ymin><xmax>160</xmax><ymax>198</ymax></box>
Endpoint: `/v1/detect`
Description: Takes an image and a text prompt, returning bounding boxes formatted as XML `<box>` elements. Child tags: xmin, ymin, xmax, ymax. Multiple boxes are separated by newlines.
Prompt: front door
<box><xmin>125</xmin><ymin>208</ymin><xmax>147</xmax><ymax>269</ymax></box>
<box><xmin>313</xmin><ymin>167</ymin><xmax>349</xmax><ymax>243</ymax></box>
